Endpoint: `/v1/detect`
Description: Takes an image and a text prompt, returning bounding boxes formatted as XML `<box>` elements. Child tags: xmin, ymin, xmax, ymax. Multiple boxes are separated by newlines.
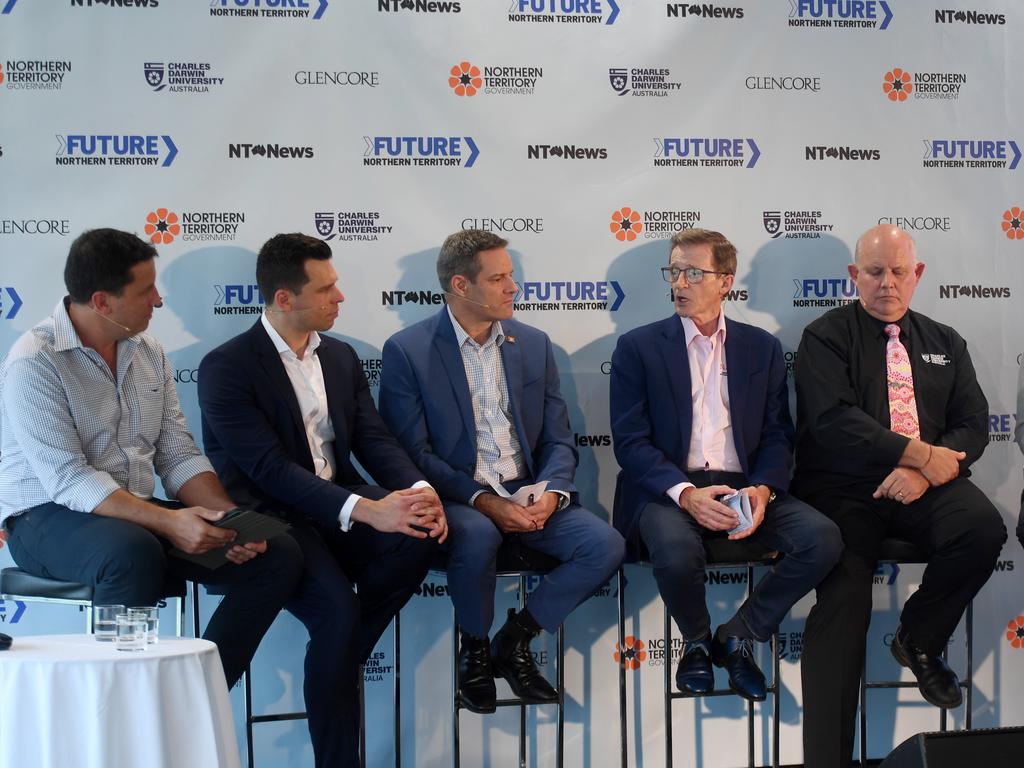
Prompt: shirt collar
<box><xmin>261</xmin><ymin>311</ymin><xmax>321</xmax><ymax>360</ymax></box>
<box><xmin>447</xmin><ymin>306</ymin><xmax>504</xmax><ymax>349</ymax></box>
<box><xmin>680</xmin><ymin>312</ymin><xmax>727</xmax><ymax>347</ymax></box>
<box><xmin>856</xmin><ymin>301</ymin><xmax>911</xmax><ymax>341</ymax></box>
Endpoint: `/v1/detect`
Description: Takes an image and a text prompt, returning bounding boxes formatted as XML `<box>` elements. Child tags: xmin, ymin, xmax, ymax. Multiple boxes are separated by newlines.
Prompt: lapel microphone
<box><xmin>443</xmin><ymin>291</ymin><xmax>491</xmax><ymax>309</ymax></box>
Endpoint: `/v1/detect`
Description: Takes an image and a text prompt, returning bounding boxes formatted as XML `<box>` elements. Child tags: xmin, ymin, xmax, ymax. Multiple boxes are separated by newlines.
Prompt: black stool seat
<box><xmin>432</xmin><ymin>539</ymin><xmax>562</xmax><ymax>575</ymax></box>
<box><xmin>878</xmin><ymin>538</ymin><xmax>928</xmax><ymax>563</ymax></box>
<box><xmin>703</xmin><ymin>538</ymin><xmax>780</xmax><ymax>566</ymax></box>
<box><xmin>0</xmin><ymin>567</ymin><xmax>93</xmax><ymax>601</ymax></box>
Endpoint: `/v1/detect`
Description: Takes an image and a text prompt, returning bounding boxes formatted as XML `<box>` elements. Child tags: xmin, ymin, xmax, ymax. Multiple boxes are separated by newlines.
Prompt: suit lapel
<box><xmin>498</xmin><ymin>327</ymin><xmax>531</xmax><ymax>475</ymax></box>
<box><xmin>314</xmin><ymin>340</ymin><xmax>348</xmax><ymax>446</ymax></box>
<box><xmin>723</xmin><ymin>318</ymin><xmax>748</xmax><ymax>465</ymax></box>
<box><xmin>434</xmin><ymin>314</ymin><xmax>477</xmax><ymax>446</ymax></box>
<box><xmin>658</xmin><ymin>316</ymin><xmax>693</xmax><ymax>450</ymax></box>
<box><xmin>250</xmin><ymin>321</ymin><xmax>306</xmax><ymax>447</ymax></box>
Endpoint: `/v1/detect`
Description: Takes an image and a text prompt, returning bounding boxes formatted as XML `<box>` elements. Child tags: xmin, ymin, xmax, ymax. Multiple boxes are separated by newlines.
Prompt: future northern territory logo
<box><xmin>55</xmin><ymin>134</ymin><xmax>177</xmax><ymax>167</ymax></box>
<box><xmin>508</xmin><ymin>0</ymin><xmax>619</xmax><ymax>25</ymax></box>
<box><xmin>363</xmin><ymin>136</ymin><xmax>479</xmax><ymax>168</ymax></box>
<box><xmin>210</xmin><ymin>0</ymin><xmax>328</xmax><ymax>19</ymax></box>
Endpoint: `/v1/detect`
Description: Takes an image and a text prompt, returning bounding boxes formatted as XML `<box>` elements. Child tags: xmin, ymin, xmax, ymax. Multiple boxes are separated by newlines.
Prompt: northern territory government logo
<box><xmin>56</xmin><ymin>134</ymin><xmax>177</xmax><ymax>167</ymax></box>
<box><xmin>1002</xmin><ymin>207</ymin><xmax>1024</xmax><ymax>240</ymax></box>
<box><xmin>144</xmin><ymin>62</ymin><xmax>224</xmax><ymax>93</ymax></box>
<box><xmin>448</xmin><ymin>61</ymin><xmax>543</xmax><ymax>96</ymax></box>
<box><xmin>788</xmin><ymin>0</ymin><xmax>892</xmax><ymax>29</ymax></box>
<box><xmin>762</xmin><ymin>210</ymin><xmax>835</xmax><ymax>239</ymax></box>
<box><xmin>514</xmin><ymin>280</ymin><xmax>625</xmax><ymax>312</ymax></box>
<box><xmin>792</xmin><ymin>277</ymin><xmax>857</xmax><ymax>308</ymax></box>
<box><xmin>609</xmin><ymin>68</ymin><xmax>681</xmax><ymax>97</ymax></box>
<box><xmin>923</xmin><ymin>139</ymin><xmax>1021</xmax><ymax>170</ymax></box>
<box><xmin>609</xmin><ymin>206</ymin><xmax>702</xmax><ymax>242</ymax></box>
<box><xmin>315</xmin><ymin>211</ymin><xmax>393</xmax><ymax>242</ymax></box>
<box><xmin>508</xmin><ymin>0</ymin><xmax>620</xmax><ymax>26</ymax></box>
<box><xmin>144</xmin><ymin>208</ymin><xmax>245</xmax><ymax>244</ymax></box>
<box><xmin>210</xmin><ymin>0</ymin><xmax>328</xmax><ymax>19</ymax></box>
<box><xmin>882</xmin><ymin>68</ymin><xmax>966</xmax><ymax>102</ymax></box>
<box><xmin>653</xmin><ymin>137</ymin><xmax>760</xmax><ymax>168</ymax></box>
<box><xmin>2</xmin><ymin>59</ymin><xmax>71</xmax><ymax>91</ymax></box>
<box><xmin>363</xmin><ymin>136</ymin><xmax>479</xmax><ymax>168</ymax></box>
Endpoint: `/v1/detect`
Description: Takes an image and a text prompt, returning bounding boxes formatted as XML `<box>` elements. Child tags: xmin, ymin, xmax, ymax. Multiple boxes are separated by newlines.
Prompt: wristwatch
<box><xmin>554</xmin><ymin>493</ymin><xmax>571</xmax><ymax>512</ymax></box>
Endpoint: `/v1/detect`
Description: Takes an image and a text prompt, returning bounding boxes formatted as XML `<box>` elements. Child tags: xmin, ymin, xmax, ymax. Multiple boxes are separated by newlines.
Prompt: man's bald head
<box><xmin>854</xmin><ymin>224</ymin><xmax>917</xmax><ymax>267</ymax></box>
<box><xmin>848</xmin><ymin>224</ymin><xmax>924</xmax><ymax>322</ymax></box>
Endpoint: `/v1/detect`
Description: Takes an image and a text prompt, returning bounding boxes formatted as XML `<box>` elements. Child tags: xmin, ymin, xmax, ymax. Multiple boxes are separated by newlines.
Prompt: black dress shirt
<box><xmin>793</xmin><ymin>301</ymin><xmax>988</xmax><ymax>495</ymax></box>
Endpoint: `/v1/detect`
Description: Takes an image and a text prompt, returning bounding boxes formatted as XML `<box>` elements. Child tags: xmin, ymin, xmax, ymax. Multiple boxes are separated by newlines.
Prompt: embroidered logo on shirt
<box><xmin>921</xmin><ymin>353</ymin><xmax>950</xmax><ymax>365</ymax></box>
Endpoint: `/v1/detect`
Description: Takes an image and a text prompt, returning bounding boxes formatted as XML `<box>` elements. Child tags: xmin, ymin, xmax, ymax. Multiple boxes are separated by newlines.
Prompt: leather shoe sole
<box><xmin>890</xmin><ymin>633</ymin><xmax>962</xmax><ymax>709</ymax></box>
<box><xmin>458</xmin><ymin>688</ymin><xmax>497</xmax><ymax>714</ymax></box>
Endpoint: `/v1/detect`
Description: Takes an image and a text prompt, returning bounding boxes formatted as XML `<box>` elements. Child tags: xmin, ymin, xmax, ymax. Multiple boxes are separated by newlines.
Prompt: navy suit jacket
<box><xmin>197</xmin><ymin>320</ymin><xmax>425</xmax><ymax>528</ymax></box>
<box><xmin>609</xmin><ymin>314</ymin><xmax>794</xmax><ymax>543</ymax></box>
<box><xmin>378</xmin><ymin>308</ymin><xmax>578</xmax><ymax>505</ymax></box>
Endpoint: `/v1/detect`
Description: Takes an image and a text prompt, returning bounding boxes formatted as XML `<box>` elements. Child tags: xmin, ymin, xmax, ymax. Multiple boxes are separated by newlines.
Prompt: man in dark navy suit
<box><xmin>610</xmin><ymin>228</ymin><xmax>840</xmax><ymax>701</ymax></box>
<box><xmin>198</xmin><ymin>233</ymin><xmax>446</xmax><ymax>768</ymax></box>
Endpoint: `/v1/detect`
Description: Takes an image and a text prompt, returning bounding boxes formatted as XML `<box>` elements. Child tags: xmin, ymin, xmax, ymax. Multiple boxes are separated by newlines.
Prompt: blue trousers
<box><xmin>443</xmin><ymin>501</ymin><xmax>624</xmax><ymax>637</ymax></box>
<box><xmin>638</xmin><ymin>472</ymin><xmax>841</xmax><ymax>642</ymax></box>
<box><xmin>5</xmin><ymin>501</ymin><xmax>304</xmax><ymax>688</ymax></box>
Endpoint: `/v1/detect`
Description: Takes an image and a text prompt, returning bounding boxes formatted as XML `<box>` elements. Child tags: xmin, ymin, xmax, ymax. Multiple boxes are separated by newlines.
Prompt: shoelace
<box><xmin>736</xmin><ymin>638</ymin><xmax>754</xmax><ymax>659</ymax></box>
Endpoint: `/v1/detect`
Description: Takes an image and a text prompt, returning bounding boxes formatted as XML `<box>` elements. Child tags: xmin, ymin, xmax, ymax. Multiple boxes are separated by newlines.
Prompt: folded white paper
<box><xmin>722</xmin><ymin>491</ymin><xmax>753</xmax><ymax>536</ymax></box>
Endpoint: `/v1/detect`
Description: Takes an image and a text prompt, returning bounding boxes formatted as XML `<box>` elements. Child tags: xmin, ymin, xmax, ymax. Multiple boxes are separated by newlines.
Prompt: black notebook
<box><xmin>169</xmin><ymin>509</ymin><xmax>290</xmax><ymax>570</ymax></box>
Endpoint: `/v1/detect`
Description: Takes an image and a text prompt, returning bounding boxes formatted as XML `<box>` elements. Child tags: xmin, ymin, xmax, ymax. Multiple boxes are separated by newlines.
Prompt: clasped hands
<box><xmin>677</xmin><ymin>484</ymin><xmax>772</xmax><ymax>540</ymax></box>
<box><xmin>474</xmin><ymin>490</ymin><xmax>560</xmax><ymax>534</ymax></box>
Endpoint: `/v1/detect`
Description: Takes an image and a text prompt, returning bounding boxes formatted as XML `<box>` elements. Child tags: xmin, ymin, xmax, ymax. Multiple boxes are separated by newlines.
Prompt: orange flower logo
<box><xmin>1001</xmin><ymin>207</ymin><xmax>1024</xmax><ymax>240</ymax></box>
<box><xmin>883</xmin><ymin>68</ymin><xmax>913</xmax><ymax>102</ymax></box>
<box><xmin>610</xmin><ymin>207</ymin><xmax>642</xmax><ymax>242</ymax></box>
<box><xmin>0</xmin><ymin>64</ymin><xmax>4</xmax><ymax>86</ymax></box>
<box><xmin>1007</xmin><ymin>616</ymin><xmax>1024</xmax><ymax>648</ymax></box>
<box><xmin>614</xmin><ymin>635</ymin><xmax>647</xmax><ymax>670</ymax></box>
<box><xmin>448</xmin><ymin>61</ymin><xmax>482</xmax><ymax>97</ymax></box>
<box><xmin>144</xmin><ymin>208</ymin><xmax>180</xmax><ymax>245</ymax></box>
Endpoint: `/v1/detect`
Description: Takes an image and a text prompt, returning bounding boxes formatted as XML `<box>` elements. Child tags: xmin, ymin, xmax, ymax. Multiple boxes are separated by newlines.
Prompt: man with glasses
<box><xmin>379</xmin><ymin>229</ymin><xmax>624</xmax><ymax>715</ymax></box>
<box><xmin>610</xmin><ymin>228</ymin><xmax>840</xmax><ymax>701</ymax></box>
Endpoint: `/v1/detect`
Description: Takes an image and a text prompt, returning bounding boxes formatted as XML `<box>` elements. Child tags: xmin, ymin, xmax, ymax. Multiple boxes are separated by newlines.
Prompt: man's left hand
<box><xmin>415</xmin><ymin>488</ymin><xmax>448</xmax><ymax>543</ymax></box>
<box><xmin>225</xmin><ymin>540</ymin><xmax>266</xmax><ymax>565</ymax></box>
<box><xmin>523</xmin><ymin>492</ymin><xmax>560</xmax><ymax>532</ymax></box>
<box><xmin>873</xmin><ymin>467</ymin><xmax>929</xmax><ymax>505</ymax></box>
<box><xmin>728</xmin><ymin>485</ymin><xmax>771</xmax><ymax>540</ymax></box>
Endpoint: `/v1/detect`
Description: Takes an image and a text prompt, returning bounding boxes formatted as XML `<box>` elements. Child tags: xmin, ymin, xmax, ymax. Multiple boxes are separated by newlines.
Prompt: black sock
<box><xmin>718</xmin><ymin>614</ymin><xmax>753</xmax><ymax>641</ymax></box>
<box><xmin>516</xmin><ymin>608</ymin><xmax>542</xmax><ymax>635</ymax></box>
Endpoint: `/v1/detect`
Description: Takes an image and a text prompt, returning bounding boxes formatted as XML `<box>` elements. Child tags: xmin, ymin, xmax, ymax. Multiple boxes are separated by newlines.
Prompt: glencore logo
<box><xmin>448</xmin><ymin>61</ymin><xmax>543</xmax><ymax>96</ymax></box>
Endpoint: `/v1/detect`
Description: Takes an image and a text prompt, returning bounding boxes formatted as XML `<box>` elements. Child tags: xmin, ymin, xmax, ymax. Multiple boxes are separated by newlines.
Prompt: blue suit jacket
<box><xmin>609</xmin><ymin>314</ymin><xmax>794</xmax><ymax>543</ymax></box>
<box><xmin>378</xmin><ymin>308</ymin><xmax>578</xmax><ymax>504</ymax></box>
<box><xmin>197</xmin><ymin>321</ymin><xmax>425</xmax><ymax>528</ymax></box>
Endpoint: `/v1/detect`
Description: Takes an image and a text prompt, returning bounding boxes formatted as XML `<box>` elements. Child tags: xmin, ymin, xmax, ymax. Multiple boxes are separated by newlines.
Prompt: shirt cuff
<box><xmin>666</xmin><ymin>482</ymin><xmax>695</xmax><ymax>508</ymax></box>
<box><xmin>411</xmin><ymin>480</ymin><xmax>432</xmax><ymax>491</ymax></box>
<box><xmin>549</xmin><ymin>490</ymin><xmax>570</xmax><ymax>510</ymax></box>
<box><xmin>339</xmin><ymin>493</ymin><xmax>362</xmax><ymax>532</ymax></box>
<box><xmin>161</xmin><ymin>456</ymin><xmax>216</xmax><ymax>499</ymax></box>
<box><xmin>469</xmin><ymin>489</ymin><xmax>488</xmax><ymax>506</ymax></box>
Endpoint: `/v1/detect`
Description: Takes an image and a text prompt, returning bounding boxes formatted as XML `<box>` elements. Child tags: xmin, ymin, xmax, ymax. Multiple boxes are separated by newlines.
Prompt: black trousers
<box><xmin>282</xmin><ymin>485</ymin><xmax>437</xmax><ymax>768</ymax></box>
<box><xmin>799</xmin><ymin>477</ymin><xmax>1006</xmax><ymax>768</ymax></box>
<box><xmin>5</xmin><ymin>500</ymin><xmax>304</xmax><ymax>688</ymax></box>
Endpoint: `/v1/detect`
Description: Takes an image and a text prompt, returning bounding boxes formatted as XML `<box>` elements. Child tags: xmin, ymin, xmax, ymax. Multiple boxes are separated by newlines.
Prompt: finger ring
<box><xmin>897</xmin><ymin>491</ymin><xmax>904</xmax><ymax>498</ymax></box>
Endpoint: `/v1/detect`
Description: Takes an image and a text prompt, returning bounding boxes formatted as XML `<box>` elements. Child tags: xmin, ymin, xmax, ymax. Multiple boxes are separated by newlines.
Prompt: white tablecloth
<box><xmin>0</xmin><ymin>634</ymin><xmax>240</xmax><ymax>768</ymax></box>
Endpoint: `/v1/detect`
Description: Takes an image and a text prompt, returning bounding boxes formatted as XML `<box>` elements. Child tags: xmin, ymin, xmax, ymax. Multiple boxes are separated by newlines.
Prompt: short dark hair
<box><xmin>436</xmin><ymin>229</ymin><xmax>508</xmax><ymax>292</ymax></box>
<box><xmin>669</xmin><ymin>228</ymin><xmax>737</xmax><ymax>275</ymax></box>
<box><xmin>64</xmin><ymin>228</ymin><xmax>157</xmax><ymax>304</ymax></box>
<box><xmin>256</xmin><ymin>233</ymin><xmax>332</xmax><ymax>305</ymax></box>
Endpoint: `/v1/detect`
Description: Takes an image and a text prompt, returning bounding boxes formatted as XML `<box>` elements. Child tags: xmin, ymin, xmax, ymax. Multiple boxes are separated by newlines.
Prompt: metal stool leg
<box><xmin>452</xmin><ymin>605</ymin><xmax>461</xmax><ymax>768</ymax></box>
<box><xmin>519</xmin><ymin>573</ymin><xmax>527</xmax><ymax>768</ymax></box>
<box><xmin>664</xmin><ymin>600</ymin><xmax>673</xmax><ymax>768</ymax></box>
<box><xmin>617</xmin><ymin>567</ymin><xmax>627</xmax><ymax>768</ymax></box>
<box><xmin>394</xmin><ymin>612</ymin><xmax>401</xmax><ymax>768</ymax></box>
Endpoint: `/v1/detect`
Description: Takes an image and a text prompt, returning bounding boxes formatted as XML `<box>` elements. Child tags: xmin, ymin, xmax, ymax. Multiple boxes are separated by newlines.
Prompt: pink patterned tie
<box><xmin>885</xmin><ymin>323</ymin><xmax>920</xmax><ymax>439</ymax></box>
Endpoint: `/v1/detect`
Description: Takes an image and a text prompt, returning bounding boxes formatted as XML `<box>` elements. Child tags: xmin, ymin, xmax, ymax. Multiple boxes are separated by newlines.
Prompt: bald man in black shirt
<box><xmin>794</xmin><ymin>225</ymin><xmax>1006</xmax><ymax>768</ymax></box>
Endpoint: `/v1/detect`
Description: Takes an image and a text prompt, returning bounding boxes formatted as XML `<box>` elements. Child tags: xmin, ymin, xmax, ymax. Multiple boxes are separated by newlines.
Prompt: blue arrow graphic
<box><xmin>609</xmin><ymin>281</ymin><xmax>624</xmax><ymax>311</ymax></box>
<box><xmin>606</xmin><ymin>0</ymin><xmax>618</xmax><ymax>25</ymax></box>
<box><xmin>5</xmin><ymin>287</ymin><xmax>22</xmax><ymax>320</ymax></box>
<box><xmin>878</xmin><ymin>1</ymin><xmax>892</xmax><ymax>30</ymax></box>
<box><xmin>1</xmin><ymin>0</ymin><xmax>17</xmax><ymax>15</ymax></box>
<box><xmin>1008</xmin><ymin>140</ymin><xmax>1020</xmax><ymax>170</ymax></box>
<box><xmin>162</xmin><ymin>135</ymin><xmax>177</xmax><ymax>167</ymax></box>
<box><xmin>313</xmin><ymin>0</ymin><xmax>328</xmax><ymax>19</ymax></box>
<box><xmin>746</xmin><ymin>138</ymin><xmax>760</xmax><ymax>168</ymax></box>
<box><xmin>464</xmin><ymin>136</ymin><xmax>479</xmax><ymax>168</ymax></box>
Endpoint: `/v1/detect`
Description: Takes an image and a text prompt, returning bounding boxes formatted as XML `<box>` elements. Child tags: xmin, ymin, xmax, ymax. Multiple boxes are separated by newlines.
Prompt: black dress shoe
<box><xmin>711</xmin><ymin>632</ymin><xmax>766</xmax><ymax>702</ymax></box>
<box><xmin>675</xmin><ymin>637</ymin><xmax>713</xmax><ymax>694</ymax></box>
<box><xmin>490</xmin><ymin>609</ymin><xmax>558</xmax><ymax>704</ymax></box>
<box><xmin>890</xmin><ymin>625</ymin><xmax>962</xmax><ymax>709</ymax></box>
<box><xmin>458</xmin><ymin>631</ymin><xmax>497</xmax><ymax>714</ymax></box>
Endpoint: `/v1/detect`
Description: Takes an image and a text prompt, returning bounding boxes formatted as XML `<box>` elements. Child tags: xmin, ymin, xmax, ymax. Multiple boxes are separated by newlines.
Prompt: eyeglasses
<box><xmin>660</xmin><ymin>265</ymin><xmax>731</xmax><ymax>284</ymax></box>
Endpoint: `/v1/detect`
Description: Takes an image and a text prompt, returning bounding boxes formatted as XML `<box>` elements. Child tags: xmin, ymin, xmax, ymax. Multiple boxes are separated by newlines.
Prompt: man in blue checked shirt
<box><xmin>0</xmin><ymin>228</ymin><xmax>303</xmax><ymax>686</ymax></box>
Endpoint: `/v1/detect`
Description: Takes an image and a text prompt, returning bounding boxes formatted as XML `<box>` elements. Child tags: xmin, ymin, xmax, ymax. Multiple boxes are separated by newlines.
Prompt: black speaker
<box><xmin>880</xmin><ymin>727</ymin><xmax>1024</xmax><ymax>768</ymax></box>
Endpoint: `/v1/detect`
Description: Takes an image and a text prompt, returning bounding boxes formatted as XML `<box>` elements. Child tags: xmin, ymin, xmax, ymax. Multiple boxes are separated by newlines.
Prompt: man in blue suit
<box><xmin>610</xmin><ymin>228</ymin><xmax>840</xmax><ymax>700</ymax></box>
<box><xmin>379</xmin><ymin>229</ymin><xmax>624</xmax><ymax>714</ymax></box>
<box><xmin>198</xmin><ymin>233</ymin><xmax>446</xmax><ymax>768</ymax></box>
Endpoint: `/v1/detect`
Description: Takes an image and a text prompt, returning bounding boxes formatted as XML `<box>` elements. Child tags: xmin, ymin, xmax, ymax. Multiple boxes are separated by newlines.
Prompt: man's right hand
<box><xmin>677</xmin><ymin>485</ymin><xmax>740</xmax><ymax>531</ymax></box>
<box><xmin>473</xmin><ymin>492</ymin><xmax>536</xmax><ymax>534</ymax></box>
<box><xmin>163</xmin><ymin>507</ymin><xmax>237</xmax><ymax>554</ymax></box>
<box><xmin>921</xmin><ymin>445</ymin><xmax>966</xmax><ymax>487</ymax></box>
<box><xmin>354</xmin><ymin>488</ymin><xmax>443</xmax><ymax>539</ymax></box>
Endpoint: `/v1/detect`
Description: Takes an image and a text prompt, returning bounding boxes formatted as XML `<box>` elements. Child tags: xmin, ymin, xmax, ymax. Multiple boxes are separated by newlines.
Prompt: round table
<box><xmin>0</xmin><ymin>634</ymin><xmax>240</xmax><ymax>768</ymax></box>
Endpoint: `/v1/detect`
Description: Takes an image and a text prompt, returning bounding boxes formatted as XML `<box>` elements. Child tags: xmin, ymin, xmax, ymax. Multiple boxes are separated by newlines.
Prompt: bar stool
<box><xmin>191</xmin><ymin>581</ymin><xmax>402</xmax><ymax>768</ymax></box>
<box><xmin>617</xmin><ymin>539</ymin><xmax>782</xmax><ymax>768</ymax></box>
<box><xmin>0</xmin><ymin>566</ymin><xmax>185</xmax><ymax>634</ymax></box>
<box><xmin>436</xmin><ymin>541</ymin><xmax>566</xmax><ymax>768</ymax></box>
<box><xmin>858</xmin><ymin>538</ymin><xmax>973</xmax><ymax>766</ymax></box>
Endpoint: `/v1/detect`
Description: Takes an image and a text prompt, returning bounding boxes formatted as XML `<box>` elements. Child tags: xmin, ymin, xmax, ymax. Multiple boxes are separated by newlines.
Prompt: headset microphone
<box><xmin>443</xmin><ymin>291</ymin><xmax>491</xmax><ymax>309</ymax></box>
<box><xmin>87</xmin><ymin>305</ymin><xmax>133</xmax><ymax>333</ymax></box>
